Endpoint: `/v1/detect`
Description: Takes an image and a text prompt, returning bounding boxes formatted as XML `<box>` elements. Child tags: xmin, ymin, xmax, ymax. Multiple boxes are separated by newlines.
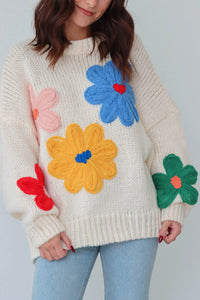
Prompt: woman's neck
<box><xmin>64</xmin><ymin>21</ymin><xmax>91</xmax><ymax>41</ymax></box>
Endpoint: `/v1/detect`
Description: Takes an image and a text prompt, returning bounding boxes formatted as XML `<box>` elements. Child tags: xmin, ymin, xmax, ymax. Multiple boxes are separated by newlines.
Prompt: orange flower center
<box><xmin>33</xmin><ymin>108</ymin><xmax>39</xmax><ymax>120</ymax></box>
<box><xmin>170</xmin><ymin>175</ymin><xmax>182</xmax><ymax>189</ymax></box>
<box><xmin>113</xmin><ymin>83</ymin><xmax>126</xmax><ymax>95</ymax></box>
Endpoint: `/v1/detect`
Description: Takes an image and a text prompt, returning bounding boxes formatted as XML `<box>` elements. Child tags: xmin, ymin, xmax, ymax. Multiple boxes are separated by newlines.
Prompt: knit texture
<box><xmin>0</xmin><ymin>33</ymin><xmax>198</xmax><ymax>264</ymax></box>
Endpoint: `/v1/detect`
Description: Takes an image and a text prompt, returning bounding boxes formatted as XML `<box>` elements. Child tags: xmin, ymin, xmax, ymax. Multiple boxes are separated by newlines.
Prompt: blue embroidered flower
<box><xmin>84</xmin><ymin>60</ymin><xmax>139</xmax><ymax>127</ymax></box>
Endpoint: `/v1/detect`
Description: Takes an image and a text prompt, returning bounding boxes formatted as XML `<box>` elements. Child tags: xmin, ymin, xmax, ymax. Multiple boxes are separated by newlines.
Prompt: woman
<box><xmin>0</xmin><ymin>0</ymin><xmax>198</xmax><ymax>299</ymax></box>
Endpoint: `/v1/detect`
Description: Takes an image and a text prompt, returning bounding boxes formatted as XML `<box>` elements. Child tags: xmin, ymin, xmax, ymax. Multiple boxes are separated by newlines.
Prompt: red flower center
<box><xmin>113</xmin><ymin>83</ymin><xmax>126</xmax><ymax>95</ymax></box>
<box><xmin>33</xmin><ymin>108</ymin><xmax>39</xmax><ymax>120</ymax></box>
<box><xmin>170</xmin><ymin>175</ymin><xmax>182</xmax><ymax>189</ymax></box>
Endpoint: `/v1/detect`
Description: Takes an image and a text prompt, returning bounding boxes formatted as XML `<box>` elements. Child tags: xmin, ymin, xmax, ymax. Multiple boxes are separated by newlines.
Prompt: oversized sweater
<box><xmin>0</xmin><ymin>32</ymin><xmax>198</xmax><ymax>264</ymax></box>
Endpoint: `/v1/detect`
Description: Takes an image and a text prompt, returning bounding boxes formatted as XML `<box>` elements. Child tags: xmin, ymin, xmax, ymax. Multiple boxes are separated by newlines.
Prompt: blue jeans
<box><xmin>32</xmin><ymin>237</ymin><xmax>158</xmax><ymax>300</ymax></box>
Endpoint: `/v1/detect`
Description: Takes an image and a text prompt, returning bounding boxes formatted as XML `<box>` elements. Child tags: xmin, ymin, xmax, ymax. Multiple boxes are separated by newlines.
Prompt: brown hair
<box><xmin>28</xmin><ymin>0</ymin><xmax>136</xmax><ymax>83</ymax></box>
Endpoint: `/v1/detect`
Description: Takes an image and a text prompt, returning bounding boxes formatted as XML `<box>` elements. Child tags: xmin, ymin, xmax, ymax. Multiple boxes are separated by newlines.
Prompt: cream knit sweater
<box><xmin>0</xmin><ymin>32</ymin><xmax>198</xmax><ymax>264</ymax></box>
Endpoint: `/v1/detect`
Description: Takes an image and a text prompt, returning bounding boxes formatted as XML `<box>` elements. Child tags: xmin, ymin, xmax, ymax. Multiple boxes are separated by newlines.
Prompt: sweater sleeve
<box><xmin>0</xmin><ymin>42</ymin><xmax>65</xmax><ymax>248</ymax></box>
<box><xmin>130</xmin><ymin>33</ymin><xmax>199</xmax><ymax>228</ymax></box>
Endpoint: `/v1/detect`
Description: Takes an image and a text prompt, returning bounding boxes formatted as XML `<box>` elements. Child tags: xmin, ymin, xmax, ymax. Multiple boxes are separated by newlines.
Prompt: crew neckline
<box><xmin>63</xmin><ymin>36</ymin><xmax>100</xmax><ymax>56</ymax></box>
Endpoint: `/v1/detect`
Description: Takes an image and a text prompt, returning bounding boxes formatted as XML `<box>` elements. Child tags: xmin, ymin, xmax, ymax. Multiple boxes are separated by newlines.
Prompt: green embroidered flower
<box><xmin>152</xmin><ymin>153</ymin><xmax>198</xmax><ymax>209</ymax></box>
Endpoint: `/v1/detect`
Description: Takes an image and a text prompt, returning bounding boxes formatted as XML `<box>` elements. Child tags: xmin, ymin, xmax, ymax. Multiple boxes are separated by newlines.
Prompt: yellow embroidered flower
<box><xmin>46</xmin><ymin>123</ymin><xmax>118</xmax><ymax>194</ymax></box>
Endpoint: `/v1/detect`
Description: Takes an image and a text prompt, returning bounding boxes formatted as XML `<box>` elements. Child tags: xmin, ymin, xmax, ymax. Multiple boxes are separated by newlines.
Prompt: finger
<box><xmin>164</xmin><ymin>226</ymin><xmax>177</xmax><ymax>243</ymax></box>
<box><xmin>60</xmin><ymin>232</ymin><xmax>72</xmax><ymax>249</ymax></box>
<box><xmin>50</xmin><ymin>247</ymin><xmax>61</xmax><ymax>260</ymax></box>
<box><xmin>39</xmin><ymin>248</ymin><xmax>45</xmax><ymax>259</ymax></box>
<box><xmin>55</xmin><ymin>243</ymin><xmax>68</xmax><ymax>258</ymax></box>
<box><xmin>43</xmin><ymin>250</ymin><xmax>54</xmax><ymax>261</ymax></box>
<box><xmin>52</xmin><ymin>236</ymin><xmax>69</xmax><ymax>258</ymax></box>
<box><xmin>159</xmin><ymin>221</ymin><xmax>172</xmax><ymax>240</ymax></box>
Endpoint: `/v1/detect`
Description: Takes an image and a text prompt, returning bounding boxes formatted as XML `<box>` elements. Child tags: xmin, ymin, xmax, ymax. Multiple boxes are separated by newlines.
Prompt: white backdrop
<box><xmin>0</xmin><ymin>1</ymin><xmax>200</xmax><ymax>299</ymax></box>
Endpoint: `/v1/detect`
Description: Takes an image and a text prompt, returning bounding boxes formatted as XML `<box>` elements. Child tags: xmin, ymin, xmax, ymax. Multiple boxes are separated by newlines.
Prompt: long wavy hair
<box><xmin>28</xmin><ymin>0</ymin><xmax>136</xmax><ymax>83</ymax></box>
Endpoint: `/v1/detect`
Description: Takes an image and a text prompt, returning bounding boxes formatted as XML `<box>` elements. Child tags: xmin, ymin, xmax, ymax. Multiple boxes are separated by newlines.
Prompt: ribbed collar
<box><xmin>63</xmin><ymin>36</ymin><xmax>100</xmax><ymax>56</ymax></box>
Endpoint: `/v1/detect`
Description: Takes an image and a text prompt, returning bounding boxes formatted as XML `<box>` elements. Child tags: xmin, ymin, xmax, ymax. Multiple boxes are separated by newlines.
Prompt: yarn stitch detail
<box><xmin>152</xmin><ymin>153</ymin><xmax>199</xmax><ymax>208</ymax></box>
<box><xmin>46</xmin><ymin>123</ymin><xmax>118</xmax><ymax>194</ymax></box>
<box><xmin>84</xmin><ymin>60</ymin><xmax>139</xmax><ymax>126</ymax></box>
<box><xmin>16</xmin><ymin>163</ymin><xmax>55</xmax><ymax>211</ymax></box>
<box><xmin>28</xmin><ymin>82</ymin><xmax>61</xmax><ymax>144</ymax></box>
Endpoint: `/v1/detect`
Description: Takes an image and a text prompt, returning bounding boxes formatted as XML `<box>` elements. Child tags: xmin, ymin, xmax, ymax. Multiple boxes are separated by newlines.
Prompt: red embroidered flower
<box><xmin>16</xmin><ymin>163</ymin><xmax>55</xmax><ymax>211</ymax></box>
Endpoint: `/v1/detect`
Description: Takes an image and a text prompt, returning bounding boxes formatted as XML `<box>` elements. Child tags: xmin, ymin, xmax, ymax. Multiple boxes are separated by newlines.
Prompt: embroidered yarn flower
<box><xmin>152</xmin><ymin>153</ymin><xmax>199</xmax><ymax>209</ymax></box>
<box><xmin>16</xmin><ymin>163</ymin><xmax>55</xmax><ymax>211</ymax></box>
<box><xmin>84</xmin><ymin>60</ymin><xmax>139</xmax><ymax>127</ymax></box>
<box><xmin>46</xmin><ymin>123</ymin><xmax>118</xmax><ymax>194</ymax></box>
<box><xmin>28</xmin><ymin>83</ymin><xmax>61</xmax><ymax>144</ymax></box>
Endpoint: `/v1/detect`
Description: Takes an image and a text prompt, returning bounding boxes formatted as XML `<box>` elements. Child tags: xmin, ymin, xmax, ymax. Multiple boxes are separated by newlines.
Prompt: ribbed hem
<box><xmin>26</xmin><ymin>209</ymin><xmax>161</xmax><ymax>264</ymax></box>
<box><xmin>26</xmin><ymin>214</ymin><xmax>66</xmax><ymax>248</ymax></box>
<box><xmin>160</xmin><ymin>203</ymin><xmax>191</xmax><ymax>228</ymax></box>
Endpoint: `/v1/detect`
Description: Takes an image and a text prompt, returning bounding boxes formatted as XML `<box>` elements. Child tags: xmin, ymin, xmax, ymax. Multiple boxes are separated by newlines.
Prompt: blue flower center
<box><xmin>75</xmin><ymin>150</ymin><xmax>92</xmax><ymax>164</ymax></box>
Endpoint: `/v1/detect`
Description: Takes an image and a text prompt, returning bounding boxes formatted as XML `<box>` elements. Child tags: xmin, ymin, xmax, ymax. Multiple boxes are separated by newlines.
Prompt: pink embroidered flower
<box><xmin>28</xmin><ymin>83</ymin><xmax>61</xmax><ymax>144</ymax></box>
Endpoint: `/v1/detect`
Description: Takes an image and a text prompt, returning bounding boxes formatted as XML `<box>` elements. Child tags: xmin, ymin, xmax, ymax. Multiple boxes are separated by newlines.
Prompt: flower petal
<box><xmin>152</xmin><ymin>173</ymin><xmax>173</xmax><ymax>191</ymax></box>
<box><xmin>91</xmin><ymin>159</ymin><xmax>117</xmax><ymax>179</ymax></box>
<box><xmin>157</xmin><ymin>188</ymin><xmax>179</xmax><ymax>209</ymax></box>
<box><xmin>83</xmin><ymin>161</ymin><xmax>103</xmax><ymax>193</ymax></box>
<box><xmin>91</xmin><ymin>139</ymin><xmax>118</xmax><ymax>161</ymax></box>
<box><xmin>125</xmin><ymin>85</ymin><xmax>136</xmax><ymax>105</ymax></box>
<box><xmin>64</xmin><ymin>163</ymin><xmax>84</xmax><ymax>193</ymax></box>
<box><xmin>47</xmin><ymin>159</ymin><xmax>74</xmax><ymax>179</ymax></box>
<box><xmin>35</xmin><ymin>194</ymin><xmax>55</xmax><ymax>211</ymax></box>
<box><xmin>86</xmin><ymin>64</ymin><xmax>112</xmax><ymax>84</ymax></box>
<box><xmin>46</xmin><ymin>136</ymin><xmax>74</xmax><ymax>160</ymax></box>
<box><xmin>104</xmin><ymin>60</ymin><xmax>121</xmax><ymax>82</ymax></box>
<box><xmin>35</xmin><ymin>163</ymin><xmax>44</xmax><ymax>185</ymax></box>
<box><xmin>179</xmin><ymin>183</ymin><xmax>199</xmax><ymax>205</ymax></box>
<box><xmin>17</xmin><ymin>177</ymin><xmax>43</xmax><ymax>195</ymax></box>
<box><xmin>100</xmin><ymin>95</ymin><xmax>119</xmax><ymax>123</ymax></box>
<box><xmin>181</xmin><ymin>165</ymin><xmax>198</xmax><ymax>185</ymax></box>
<box><xmin>37</xmin><ymin>88</ymin><xmax>59</xmax><ymax>111</ymax></box>
<box><xmin>66</xmin><ymin>123</ymin><xmax>85</xmax><ymax>153</ymax></box>
<box><xmin>84</xmin><ymin>84</ymin><xmax>113</xmax><ymax>105</ymax></box>
<box><xmin>123</xmin><ymin>87</ymin><xmax>139</xmax><ymax>122</ymax></box>
<box><xmin>163</xmin><ymin>154</ymin><xmax>183</xmax><ymax>177</ymax></box>
<box><xmin>37</xmin><ymin>110</ymin><xmax>61</xmax><ymax>132</ymax></box>
<box><xmin>84</xmin><ymin>123</ymin><xmax>104</xmax><ymax>149</ymax></box>
<box><xmin>118</xmin><ymin>97</ymin><xmax>134</xmax><ymax>126</ymax></box>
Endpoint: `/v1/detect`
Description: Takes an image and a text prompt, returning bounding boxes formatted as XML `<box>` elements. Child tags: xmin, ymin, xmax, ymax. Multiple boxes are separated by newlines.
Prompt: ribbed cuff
<box><xmin>26</xmin><ymin>215</ymin><xmax>66</xmax><ymax>248</ymax></box>
<box><xmin>161</xmin><ymin>203</ymin><xmax>191</xmax><ymax>228</ymax></box>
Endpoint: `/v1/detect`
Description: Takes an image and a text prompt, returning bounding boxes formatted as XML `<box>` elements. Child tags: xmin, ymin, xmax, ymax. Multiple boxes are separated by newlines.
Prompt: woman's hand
<box><xmin>159</xmin><ymin>220</ymin><xmax>181</xmax><ymax>244</ymax></box>
<box><xmin>39</xmin><ymin>231</ymin><xmax>74</xmax><ymax>261</ymax></box>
